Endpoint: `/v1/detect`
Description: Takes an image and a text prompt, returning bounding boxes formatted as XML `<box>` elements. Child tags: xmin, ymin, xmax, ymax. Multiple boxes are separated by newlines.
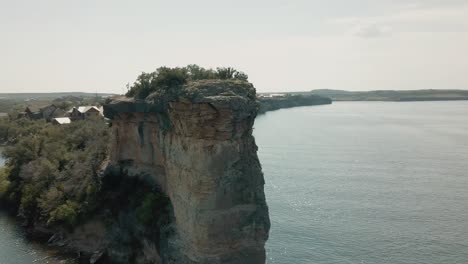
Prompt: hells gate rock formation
<box><xmin>104</xmin><ymin>80</ymin><xmax>270</xmax><ymax>264</ymax></box>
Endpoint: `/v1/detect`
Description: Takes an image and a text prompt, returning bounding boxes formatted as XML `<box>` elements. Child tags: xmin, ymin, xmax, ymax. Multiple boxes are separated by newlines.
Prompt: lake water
<box><xmin>0</xmin><ymin>211</ymin><xmax>67</xmax><ymax>264</ymax></box>
<box><xmin>2</xmin><ymin>101</ymin><xmax>468</xmax><ymax>264</ymax></box>
<box><xmin>255</xmin><ymin>101</ymin><xmax>468</xmax><ymax>264</ymax></box>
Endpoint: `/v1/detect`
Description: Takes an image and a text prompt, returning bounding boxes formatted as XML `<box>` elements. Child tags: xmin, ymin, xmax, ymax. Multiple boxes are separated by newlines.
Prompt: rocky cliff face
<box><xmin>258</xmin><ymin>94</ymin><xmax>332</xmax><ymax>113</ymax></box>
<box><xmin>104</xmin><ymin>80</ymin><xmax>270</xmax><ymax>264</ymax></box>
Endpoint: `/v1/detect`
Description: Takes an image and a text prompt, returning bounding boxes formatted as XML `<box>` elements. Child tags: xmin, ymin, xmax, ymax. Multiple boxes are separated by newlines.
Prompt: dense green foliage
<box><xmin>126</xmin><ymin>64</ymin><xmax>249</xmax><ymax>99</ymax></box>
<box><xmin>0</xmin><ymin>118</ymin><xmax>46</xmax><ymax>144</ymax></box>
<box><xmin>0</xmin><ymin>118</ymin><xmax>109</xmax><ymax>227</ymax></box>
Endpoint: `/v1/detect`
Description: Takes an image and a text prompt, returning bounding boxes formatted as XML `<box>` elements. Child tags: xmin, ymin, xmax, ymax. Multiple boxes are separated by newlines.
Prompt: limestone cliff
<box><xmin>104</xmin><ymin>80</ymin><xmax>270</xmax><ymax>264</ymax></box>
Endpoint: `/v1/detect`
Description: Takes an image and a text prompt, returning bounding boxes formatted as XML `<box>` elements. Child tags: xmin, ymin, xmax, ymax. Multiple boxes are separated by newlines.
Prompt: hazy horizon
<box><xmin>2</xmin><ymin>0</ymin><xmax>468</xmax><ymax>94</ymax></box>
<box><xmin>2</xmin><ymin>88</ymin><xmax>468</xmax><ymax>96</ymax></box>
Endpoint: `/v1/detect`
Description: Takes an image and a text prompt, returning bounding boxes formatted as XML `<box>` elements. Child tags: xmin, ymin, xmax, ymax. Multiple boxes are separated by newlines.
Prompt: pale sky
<box><xmin>1</xmin><ymin>0</ymin><xmax>468</xmax><ymax>94</ymax></box>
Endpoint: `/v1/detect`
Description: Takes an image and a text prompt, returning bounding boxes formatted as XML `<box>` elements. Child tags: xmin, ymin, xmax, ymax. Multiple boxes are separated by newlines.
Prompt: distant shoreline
<box><xmin>331</xmin><ymin>98</ymin><xmax>468</xmax><ymax>102</ymax></box>
<box><xmin>258</xmin><ymin>94</ymin><xmax>332</xmax><ymax>114</ymax></box>
<box><xmin>259</xmin><ymin>89</ymin><xmax>468</xmax><ymax>102</ymax></box>
<box><xmin>0</xmin><ymin>92</ymin><xmax>115</xmax><ymax>99</ymax></box>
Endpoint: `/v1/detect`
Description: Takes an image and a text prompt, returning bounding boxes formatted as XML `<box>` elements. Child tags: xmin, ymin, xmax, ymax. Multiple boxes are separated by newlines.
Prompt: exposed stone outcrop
<box><xmin>258</xmin><ymin>94</ymin><xmax>332</xmax><ymax>113</ymax></box>
<box><xmin>104</xmin><ymin>80</ymin><xmax>270</xmax><ymax>264</ymax></box>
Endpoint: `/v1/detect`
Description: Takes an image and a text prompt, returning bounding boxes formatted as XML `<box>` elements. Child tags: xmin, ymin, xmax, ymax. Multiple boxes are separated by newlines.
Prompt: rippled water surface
<box><xmin>255</xmin><ymin>101</ymin><xmax>468</xmax><ymax>264</ymax></box>
<box><xmin>0</xmin><ymin>211</ymin><xmax>57</xmax><ymax>264</ymax></box>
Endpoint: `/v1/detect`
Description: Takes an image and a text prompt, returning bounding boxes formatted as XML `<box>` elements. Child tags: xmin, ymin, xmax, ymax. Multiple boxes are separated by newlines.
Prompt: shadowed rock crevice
<box><xmin>99</xmin><ymin>167</ymin><xmax>176</xmax><ymax>264</ymax></box>
<box><xmin>104</xmin><ymin>79</ymin><xmax>270</xmax><ymax>264</ymax></box>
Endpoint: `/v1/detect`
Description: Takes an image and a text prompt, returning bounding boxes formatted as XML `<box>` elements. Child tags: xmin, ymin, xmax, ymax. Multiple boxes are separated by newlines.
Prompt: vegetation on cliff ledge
<box><xmin>125</xmin><ymin>64</ymin><xmax>249</xmax><ymax>99</ymax></box>
<box><xmin>122</xmin><ymin>65</ymin><xmax>332</xmax><ymax>115</ymax></box>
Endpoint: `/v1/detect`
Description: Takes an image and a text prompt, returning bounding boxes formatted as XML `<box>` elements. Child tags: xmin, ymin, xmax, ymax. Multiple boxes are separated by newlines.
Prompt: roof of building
<box><xmin>25</xmin><ymin>106</ymin><xmax>42</xmax><ymax>113</ymax></box>
<box><xmin>26</xmin><ymin>104</ymin><xmax>56</xmax><ymax>113</ymax></box>
<box><xmin>50</xmin><ymin>108</ymin><xmax>66</xmax><ymax>118</ymax></box>
<box><xmin>77</xmin><ymin>106</ymin><xmax>101</xmax><ymax>113</ymax></box>
<box><xmin>53</xmin><ymin>117</ymin><xmax>71</xmax><ymax>124</ymax></box>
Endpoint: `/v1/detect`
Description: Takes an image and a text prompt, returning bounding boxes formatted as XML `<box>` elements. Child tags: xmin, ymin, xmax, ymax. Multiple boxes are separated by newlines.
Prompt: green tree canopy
<box><xmin>126</xmin><ymin>65</ymin><xmax>249</xmax><ymax>99</ymax></box>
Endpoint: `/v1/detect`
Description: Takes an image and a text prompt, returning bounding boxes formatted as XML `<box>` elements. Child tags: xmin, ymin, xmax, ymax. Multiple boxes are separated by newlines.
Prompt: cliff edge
<box><xmin>104</xmin><ymin>79</ymin><xmax>270</xmax><ymax>263</ymax></box>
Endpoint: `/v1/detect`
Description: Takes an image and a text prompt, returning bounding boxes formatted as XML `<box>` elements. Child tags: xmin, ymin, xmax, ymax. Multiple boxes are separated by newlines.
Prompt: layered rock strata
<box><xmin>104</xmin><ymin>80</ymin><xmax>270</xmax><ymax>264</ymax></box>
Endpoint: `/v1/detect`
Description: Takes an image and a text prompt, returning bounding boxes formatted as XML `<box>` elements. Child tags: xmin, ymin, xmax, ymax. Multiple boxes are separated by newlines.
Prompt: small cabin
<box><xmin>24</xmin><ymin>105</ymin><xmax>44</xmax><ymax>119</ymax></box>
<box><xmin>81</xmin><ymin>106</ymin><xmax>101</xmax><ymax>118</ymax></box>
<box><xmin>21</xmin><ymin>104</ymin><xmax>65</xmax><ymax>122</ymax></box>
<box><xmin>67</xmin><ymin>106</ymin><xmax>103</xmax><ymax>120</ymax></box>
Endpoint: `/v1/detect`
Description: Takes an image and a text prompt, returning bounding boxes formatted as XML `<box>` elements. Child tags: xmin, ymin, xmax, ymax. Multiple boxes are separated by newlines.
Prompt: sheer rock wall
<box><xmin>104</xmin><ymin>80</ymin><xmax>270</xmax><ymax>264</ymax></box>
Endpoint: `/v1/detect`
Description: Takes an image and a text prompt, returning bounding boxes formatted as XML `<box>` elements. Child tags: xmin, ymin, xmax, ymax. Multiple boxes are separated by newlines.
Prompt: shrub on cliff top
<box><xmin>126</xmin><ymin>64</ymin><xmax>249</xmax><ymax>99</ymax></box>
